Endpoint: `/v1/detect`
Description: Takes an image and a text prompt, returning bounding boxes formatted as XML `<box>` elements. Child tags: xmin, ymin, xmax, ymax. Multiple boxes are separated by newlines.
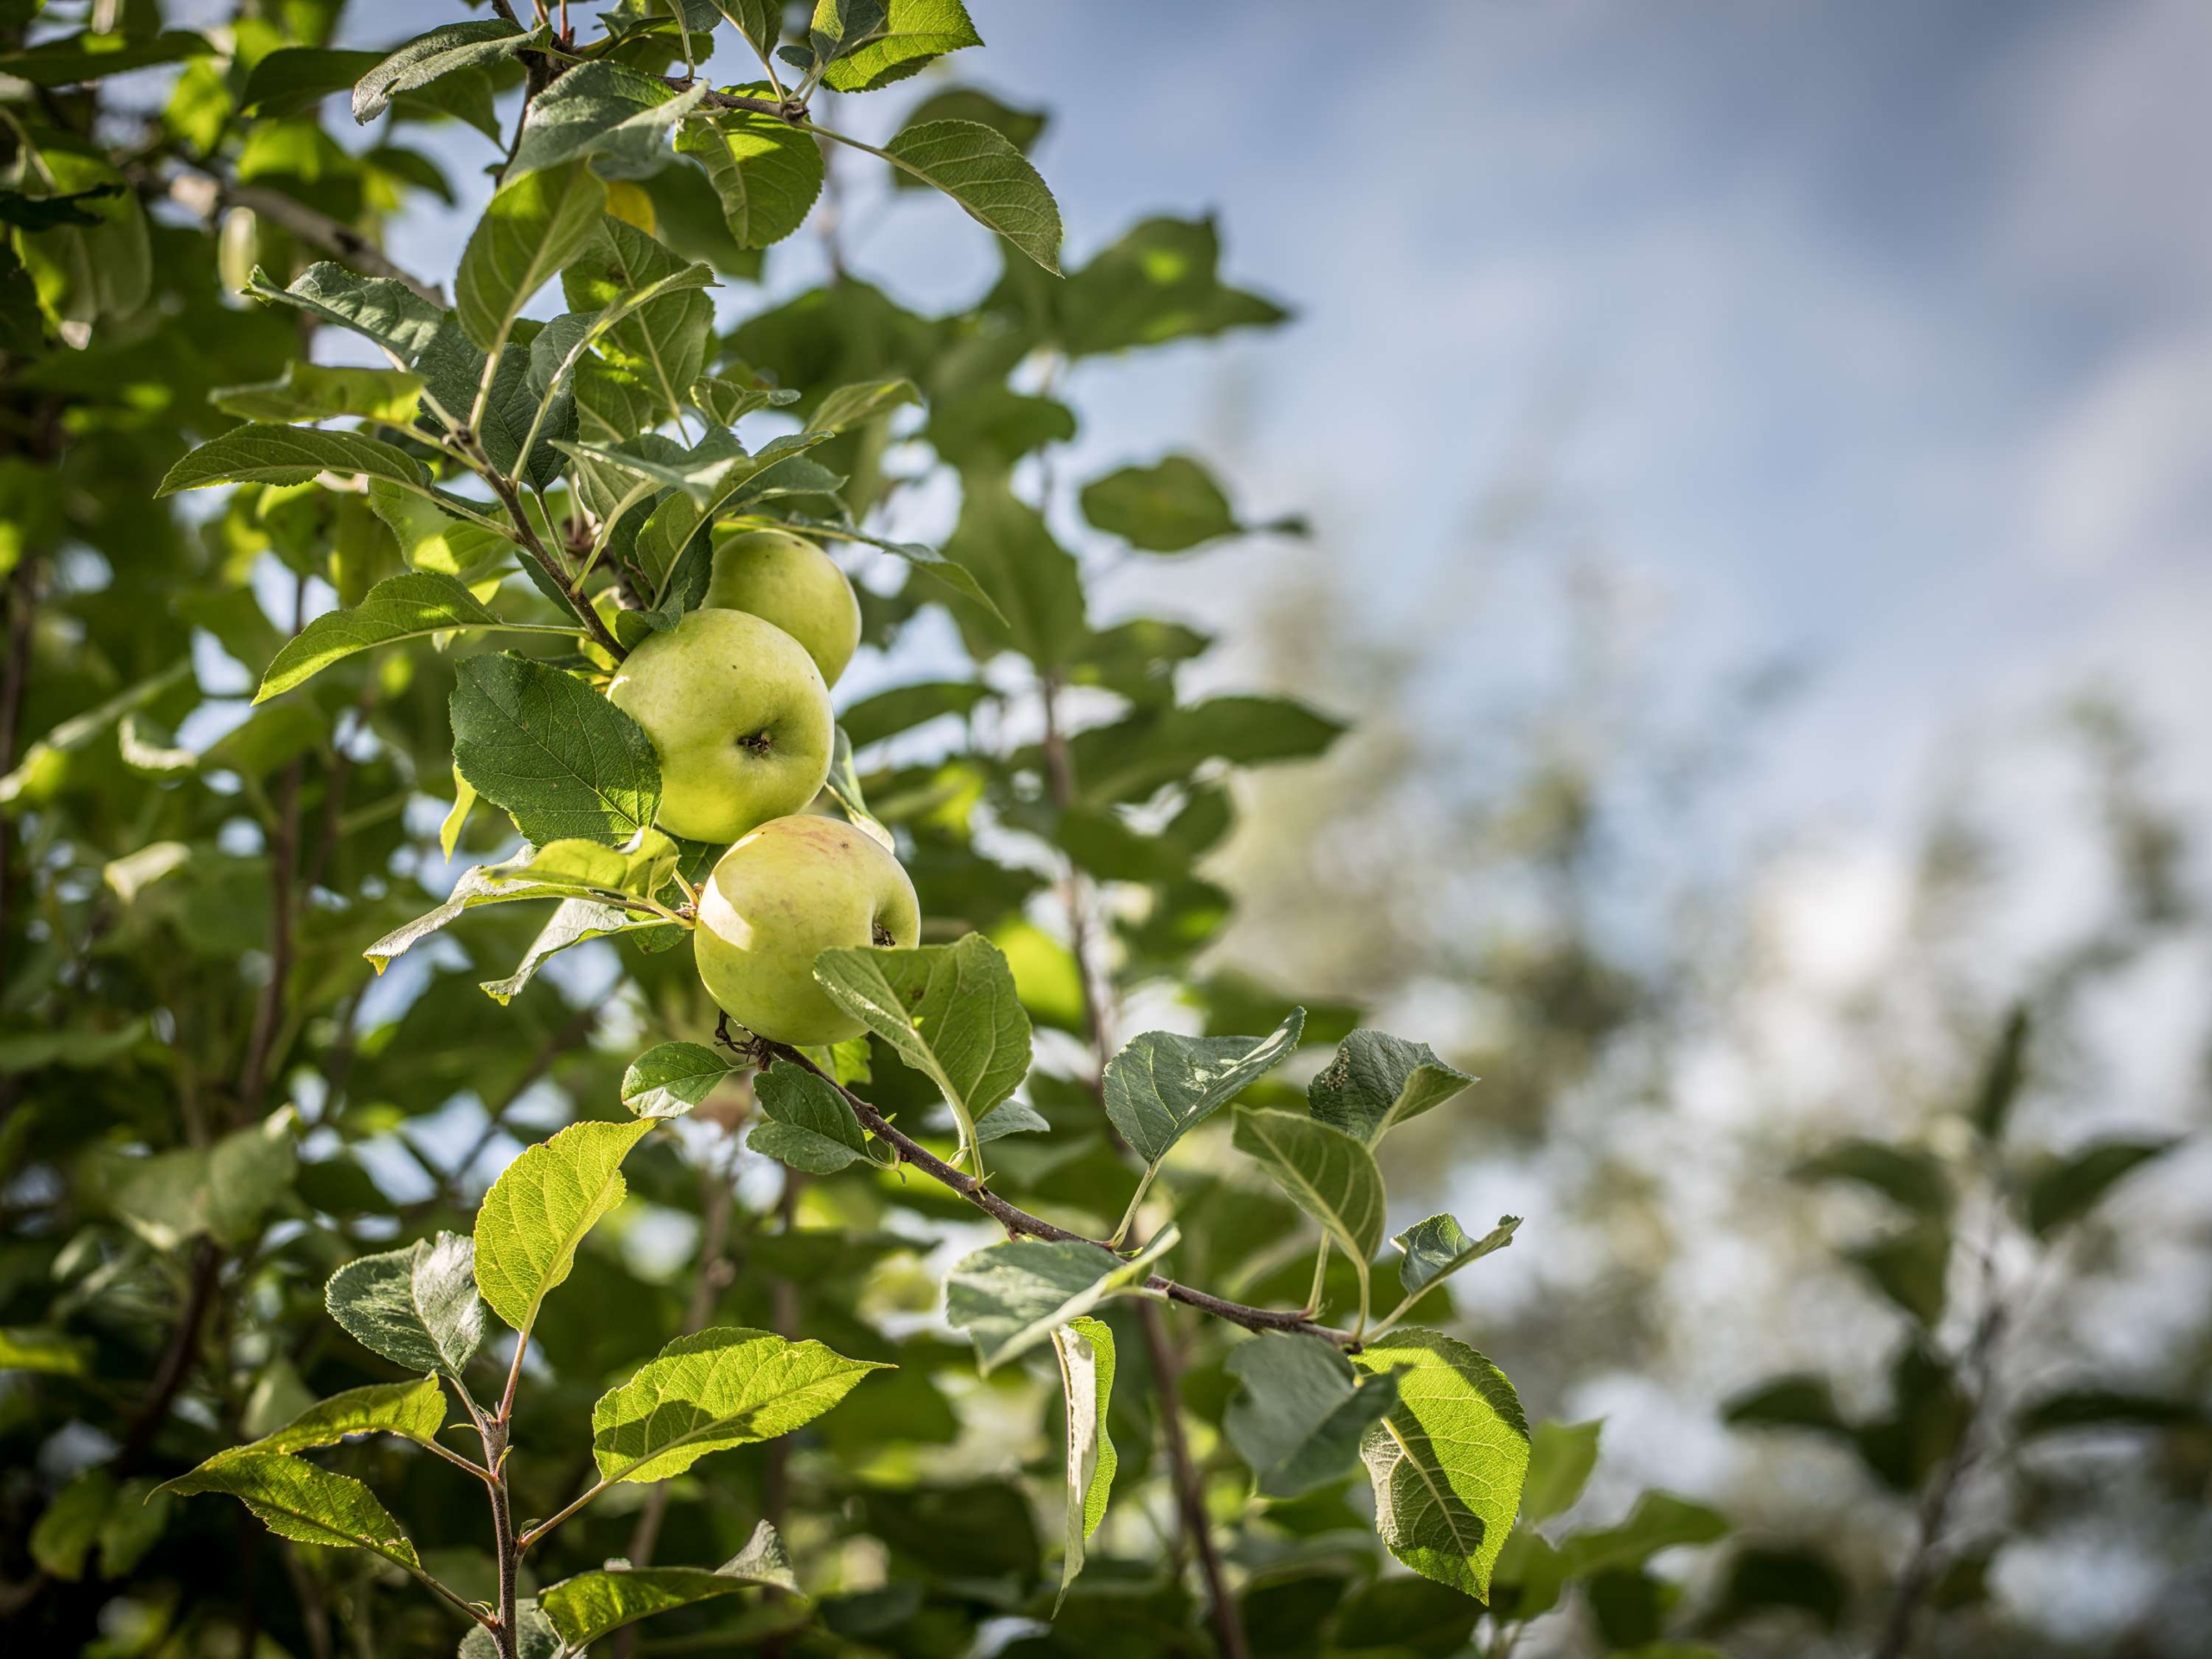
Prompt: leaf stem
<box><xmin>1304</xmin><ymin>1236</ymin><xmax>1332</xmax><ymax>1318</ymax></box>
<box><xmin>514</xmin><ymin>1476</ymin><xmax>608</xmax><ymax>1554</ymax></box>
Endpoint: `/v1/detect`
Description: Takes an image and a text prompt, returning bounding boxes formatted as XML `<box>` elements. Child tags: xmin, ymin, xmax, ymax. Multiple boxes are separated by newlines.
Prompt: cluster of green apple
<box><xmin>607</xmin><ymin>530</ymin><xmax>919</xmax><ymax>1046</ymax></box>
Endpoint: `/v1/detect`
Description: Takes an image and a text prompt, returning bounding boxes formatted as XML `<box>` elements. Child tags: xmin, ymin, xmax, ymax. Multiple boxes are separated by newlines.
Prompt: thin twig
<box><xmin>734</xmin><ymin>1036</ymin><xmax>1354</xmax><ymax>1346</ymax></box>
<box><xmin>164</xmin><ymin>171</ymin><xmax>447</xmax><ymax>305</ymax></box>
<box><xmin>1140</xmin><ymin>1300</ymin><xmax>1249</xmax><ymax>1659</ymax></box>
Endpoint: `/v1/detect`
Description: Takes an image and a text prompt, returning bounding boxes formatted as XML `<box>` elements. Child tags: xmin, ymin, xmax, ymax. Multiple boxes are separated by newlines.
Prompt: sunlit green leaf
<box><xmin>1307</xmin><ymin>1029</ymin><xmax>1476</xmax><ymax>1147</ymax></box>
<box><xmin>540</xmin><ymin>1521</ymin><xmax>798</xmax><ymax>1647</ymax></box>
<box><xmin>449</xmin><ymin>652</ymin><xmax>663</xmax><ymax>848</ymax></box>
<box><xmin>157</xmin><ymin>1454</ymin><xmax>422</xmax><ymax>1570</ymax></box>
<box><xmin>474</xmin><ymin>1120</ymin><xmax>654</xmax><ymax>1338</ymax></box>
<box><xmin>591</xmin><ymin>1326</ymin><xmax>886</xmax><ymax>1481</ymax></box>
<box><xmin>1351</xmin><ymin>1328</ymin><xmax>1531</xmax><ymax>1601</ymax></box>
<box><xmin>457</xmin><ymin>161</ymin><xmax>608</xmax><ymax>353</ymax></box>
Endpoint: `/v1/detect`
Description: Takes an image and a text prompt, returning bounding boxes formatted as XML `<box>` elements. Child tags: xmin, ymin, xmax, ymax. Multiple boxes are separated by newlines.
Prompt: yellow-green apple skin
<box><xmin>703</xmin><ymin>528</ymin><xmax>861</xmax><ymax>688</ymax></box>
<box><xmin>606</xmin><ymin>608</ymin><xmax>833</xmax><ymax>843</ymax></box>
<box><xmin>695</xmin><ymin>814</ymin><xmax>921</xmax><ymax>1044</ymax></box>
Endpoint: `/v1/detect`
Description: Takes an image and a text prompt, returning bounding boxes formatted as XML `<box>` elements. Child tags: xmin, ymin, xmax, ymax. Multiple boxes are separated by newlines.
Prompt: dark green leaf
<box><xmin>893</xmin><ymin>87</ymin><xmax>1045</xmax><ymax>182</ymax></box>
<box><xmin>449</xmin><ymin>652</ymin><xmax>663</xmax><ymax>848</ymax></box>
<box><xmin>0</xmin><ymin>30</ymin><xmax>213</xmax><ymax>87</ymax></box>
<box><xmin>2014</xmin><ymin>1389</ymin><xmax>2205</xmax><ymax>1439</ymax></box>
<box><xmin>944</xmin><ymin>1229</ymin><xmax>1175</xmax><ymax>1373</ymax></box>
<box><xmin>750</xmin><ymin>1061</ymin><xmax>872</xmax><ymax>1173</ymax></box>
<box><xmin>1103</xmin><ymin>1010</ymin><xmax>1304</xmax><ymax>1166</ymax></box>
<box><xmin>456</xmin><ymin>161</ymin><xmax>608</xmax><ymax>353</ymax></box>
<box><xmin>324</xmin><ymin>1233</ymin><xmax>486</xmax><ymax>1376</ymax></box>
<box><xmin>2022</xmin><ymin>1137</ymin><xmax>2180</xmax><ymax>1237</ymax></box>
<box><xmin>1392</xmin><ymin>1212</ymin><xmax>1519</xmax><ymax>1296</ymax></box>
<box><xmin>1069</xmin><ymin>695</ymin><xmax>1345</xmax><ymax>806</ymax></box>
<box><xmin>1845</xmin><ymin>1224</ymin><xmax>1950</xmax><ymax>1326</ymax></box>
<box><xmin>1520</xmin><ymin>1418</ymin><xmax>1603</xmax><ymax>1523</ymax></box>
<box><xmin>1080</xmin><ymin>454</ymin><xmax>1239</xmax><ymax>552</ymax></box>
<box><xmin>1971</xmin><ymin>1002</ymin><xmax>2032</xmax><ymax>1141</ymax></box>
<box><xmin>621</xmin><ymin>1041</ymin><xmax>738</xmax><ymax>1119</ymax></box>
<box><xmin>353</xmin><ymin>20</ymin><xmax>532</xmax><ymax>125</ymax></box>
<box><xmin>877</xmin><ymin>118</ymin><xmax>1060</xmax><ymax>273</ymax></box>
<box><xmin>240</xmin><ymin>47</ymin><xmax>385</xmax><ymax>118</ymax></box>
<box><xmin>1224</xmin><ymin>1332</ymin><xmax>1400</xmax><ymax>1498</ymax></box>
<box><xmin>1308</xmin><ymin>1029</ymin><xmax>1476</xmax><ymax>1147</ymax></box>
<box><xmin>1793</xmin><ymin>1137</ymin><xmax>1954</xmax><ymax>1220</ymax></box>
<box><xmin>839</xmin><ymin>679</ymin><xmax>988</xmax><ymax>750</ymax></box>
<box><xmin>540</xmin><ymin>1522</ymin><xmax>798</xmax><ymax>1647</ymax></box>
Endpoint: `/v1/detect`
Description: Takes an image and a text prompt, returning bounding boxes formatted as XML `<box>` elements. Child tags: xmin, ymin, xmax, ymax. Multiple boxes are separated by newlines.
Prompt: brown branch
<box><xmin>1141</xmin><ymin>1300</ymin><xmax>1249</xmax><ymax>1659</ymax></box>
<box><xmin>663</xmin><ymin>76</ymin><xmax>800</xmax><ymax>120</ymax></box>
<box><xmin>164</xmin><ymin>172</ymin><xmax>447</xmax><ymax>306</ymax></box>
<box><xmin>739</xmin><ymin>1036</ymin><xmax>1354</xmax><ymax>1346</ymax></box>
<box><xmin>238</xmin><ymin>759</ymin><xmax>302</xmax><ymax>1116</ymax></box>
<box><xmin>116</xmin><ymin>1238</ymin><xmax>224</xmax><ymax>1474</ymax></box>
<box><xmin>480</xmin><ymin>466</ymin><xmax>627</xmax><ymax>662</ymax></box>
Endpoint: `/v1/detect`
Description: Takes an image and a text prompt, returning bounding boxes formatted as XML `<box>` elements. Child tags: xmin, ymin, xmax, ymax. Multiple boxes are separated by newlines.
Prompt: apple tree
<box><xmin>0</xmin><ymin>3</ymin><xmax>1608</xmax><ymax>1657</ymax></box>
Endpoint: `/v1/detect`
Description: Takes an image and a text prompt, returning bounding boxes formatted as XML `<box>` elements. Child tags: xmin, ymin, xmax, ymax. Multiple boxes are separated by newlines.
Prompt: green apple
<box><xmin>607</xmin><ymin>608</ymin><xmax>833</xmax><ymax>843</ymax></box>
<box><xmin>694</xmin><ymin>814</ymin><xmax>921</xmax><ymax>1044</ymax></box>
<box><xmin>703</xmin><ymin>527</ymin><xmax>862</xmax><ymax>688</ymax></box>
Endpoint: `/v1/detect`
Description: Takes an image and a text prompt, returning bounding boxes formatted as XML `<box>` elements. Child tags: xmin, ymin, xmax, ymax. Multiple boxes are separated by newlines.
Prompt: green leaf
<box><xmin>878</xmin><ymin>119</ymin><xmax>1061</xmax><ymax>273</ymax></box>
<box><xmin>1080</xmin><ymin>455</ymin><xmax>1241</xmax><ymax>552</ymax></box>
<box><xmin>1103</xmin><ymin>1010</ymin><xmax>1304</xmax><ymax>1167</ymax></box>
<box><xmin>0</xmin><ymin>30</ymin><xmax>214</xmax><ymax>88</ymax></box>
<box><xmin>782</xmin><ymin>512</ymin><xmax>1009</xmax><ymax>624</ymax></box>
<box><xmin>457</xmin><ymin>161</ymin><xmax>608</xmax><ymax>353</ymax></box>
<box><xmin>560</xmin><ymin>219</ymin><xmax>719</xmax><ymax>425</ymax></box>
<box><xmin>1069</xmin><ymin>694</ymin><xmax>1345</xmax><ymax>805</ymax></box>
<box><xmin>1793</xmin><ymin>1137</ymin><xmax>1954</xmax><ymax>1220</ymax></box>
<box><xmin>474</xmin><ymin>1120</ymin><xmax>653</xmax><ymax>1338</ymax></box>
<box><xmin>2023</xmin><ymin>1137</ymin><xmax>2180</xmax><ymax>1238</ymax></box>
<box><xmin>1351</xmin><ymin>1327</ymin><xmax>1531</xmax><ymax>1601</ymax></box>
<box><xmin>1224</xmin><ymin>1332</ymin><xmax>1402</xmax><ymax>1499</ymax></box>
<box><xmin>157</xmin><ymin>1454</ymin><xmax>421</xmax><ymax>1570</ymax></box>
<box><xmin>838</xmin><ymin>679</ymin><xmax>989</xmax><ymax>750</ymax></box>
<box><xmin>0</xmin><ymin>1328</ymin><xmax>93</xmax><ymax>1377</ymax></box>
<box><xmin>460</xmin><ymin>1603</ymin><xmax>562</xmax><ymax>1659</ymax></box>
<box><xmin>944</xmin><ymin>1228</ymin><xmax>1177</xmax><ymax>1374</ymax></box>
<box><xmin>1307</xmin><ymin>1029</ymin><xmax>1476</xmax><ymax>1147</ymax></box>
<box><xmin>212</xmin><ymin>364</ymin><xmax>427</xmax><ymax>426</ymax></box>
<box><xmin>364</xmin><ymin>841</ymin><xmax>671</xmax><ymax>975</ymax></box>
<box><xmin>940</xmin><ymin>467</ymin><xmax>1084</xmax><ymax>661</ymax></box>
<box><xmin>1520</xmin><ymin>1418</ymin><xmax>1603</xmax><ymax>1523</ymax></box>
<box><xmin>1556</xmin><ymin>1491</ymin><xmax>1729</xmax><ymax>1578</ymax></box>
<box><xmin>1023</xmin><ymin>215</ymin><xmax>1288</xmax><ymax>359</ymax></box>
<box><xmin>676</xmin><ymin>101</ymin><xmax>825</xmax><ymax>250</ymax></box>
<box><xmin>210</xmin><ymin>1376</ymin><xmax>448</xmax><ymax>1463</ymax></box>
<box><xmin>1846</xmin><ymin>1224</ymin><xmax>1950</xmax><ymax>1326</ymax></box>
<box><xmin>691</xmin><ymin>372</ymin><xmax>801</xmax><ymax>424</ymax></box>
<box><xmin>1231</xmin><ymin>1107</ymin><xmax>1385</xmax><ymax>1315</ymax></box>
<box><xmin>749</xmin><ymin>1060</ymin><xmax>872</xmax><ymax>1173</ymax></box>
<box><xmin>540</xmin><ymin>1521</ymin><xmax>798</xmax><ymax>1648</ymax></box>
<box><xmin>621</xmin><ymin>1041</ymin><xmax>739</xmax><ymax>1119</ymax></box>
<box><xmin>1051</xmin><ymin>1315</ymin><xmax>1116</xmax><ymax>1611</ymax></box>
<box><xmin>2014</xmin><ymin>1389</ymin><xmax>2205</xmax><ymax>1439</ymax></box>
<box><xmin>112</xmin><ymin>1109</ymin><xmax>298</xmax><ymax>1251</ymax></box>
<box><xmin>590</xmin><ymin>1326</ymin><xmax>887</xmax><ymax>1482</ymax></box>
<box><xmin>353</xmin><ymin>20</ymin><xmax>533</xmax><ymax>125</ymax></box>
<box><xmin>709</xmin><ymin>0</ymin><xmax>784</xmax><ymax>60</ymax></box>
<box><xmin>155</xmin><ymin>425</ymin><xmax>434</xmax><ymax>499</ymax></box>
<box><xmin>893</xmin><ymin>87</ymin><xmax>1046</xmax><ymax>184</ymax></box>
<box><xmin>1721</xmin><ymin>1374</ymin><xmax>1853</xmax><ymax>1437</ymax></box>
<box><xmin>449</xmin><ymin>652</ymin><xmax>663</xmax><ymax>848</ymax></box>
<box><xmin>510</xmin><ymin>63</ymin><xmax>705</xmax><ymax>182</ymax></box>
<box><xmin>324</xmin><ymin>1232</ymin><xmax>486</xmax><ymax>1376</ymax></box>
<box><xmin>812</xmin><ymin>934</ymin><xmax>1032</xmax><ymax>1159</ymax></box>
<box><xmin>818</xmin><ymin>0</ymin><xmax>981</xmax><ymax>92</ymax></box>
<box><xmin>482</xmin><ymin>899</ymin><xmax>677</xmax><ymax>1003</ymax></box>
<box><xmin>1393</xmin><ymin>1212</ymin><xmax>1520</xmax><ymax>1296</ymax></box>
<box><xmin>0</xmin><ymin>183</ymin><xmax>124</xmax><ymax>232</ymax></box>
<box><xmin>29</xmin><ymin>1470</ymin><xmax>112</xmax><ymax>1580</ymax></box>
<box><xmin>808</xmin><ymin>375</ymin><xmax>920</xmax><ymax>435</ymax></box>
<box><xmin>239</xmin><ymin>47</ymin><xmax>386</xmax><ymax>118</ymax></box>
<box><xmin>245</xmin><ymin>262</ymin><xmax>449</xmax><ymax>367</ymax></box>
<box><xmin>1971</xmin><ymin>1003</ymin><xmax>2031</xmax><ymax>1141</ymax></box>
<box><xmin>256</xmin><ymin>573</ymin><xmax>546</xmax><ymax>703</ymax></box>
<box><xmin>823</xmin><ymin>728</ymin><xmax>895</xmax><ymax>851</ymax></box>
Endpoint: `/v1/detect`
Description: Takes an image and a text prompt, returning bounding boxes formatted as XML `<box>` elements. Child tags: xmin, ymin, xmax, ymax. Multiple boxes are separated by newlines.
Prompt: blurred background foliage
<box><xmin>3</xmin><ymin>1</ymin><xmax>2209</xmax><ymax>1657</ymax></box>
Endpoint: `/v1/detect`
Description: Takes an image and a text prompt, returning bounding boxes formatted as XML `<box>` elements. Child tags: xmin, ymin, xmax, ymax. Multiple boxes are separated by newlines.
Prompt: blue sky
<box><xmin>332</xmin><ymin>0</ymin><xmax>2212</xmax><ymax>836</ymax></box>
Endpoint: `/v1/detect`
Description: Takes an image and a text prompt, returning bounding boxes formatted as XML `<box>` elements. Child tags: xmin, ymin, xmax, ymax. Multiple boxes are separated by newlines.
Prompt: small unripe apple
<box><xmin>703</xmin><ymin>528</ymin><xmax>861</xmax><ymax>689</ymax></box>
<box><xmin>695</xmin><ymin>815</ymin><xmax>921</xmax><ymax>1045</ymax></box>
<box><xmin>607</xmin><ymin>609</ymin><xmax>833</xmax><ymax>843</ymax></box>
